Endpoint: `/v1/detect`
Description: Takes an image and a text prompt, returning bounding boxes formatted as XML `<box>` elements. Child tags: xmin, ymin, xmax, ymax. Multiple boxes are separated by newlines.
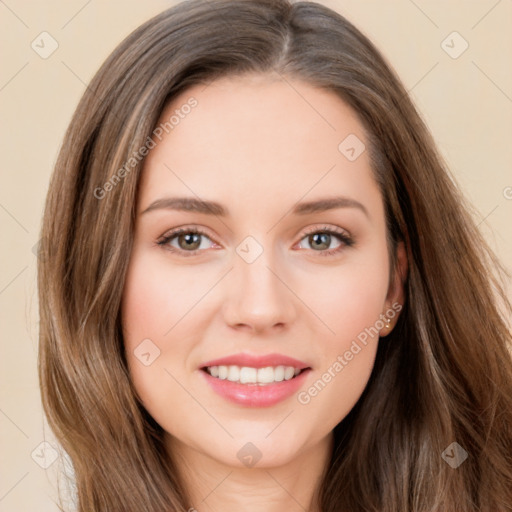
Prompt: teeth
<box><xmin>257</xmin><ymin>366</ymin><xmax>275</xmax><ymax>383</ymax></box>
<box><xmin>240</xmin><ymin>366</ymin><xmax>257</xmax><ymax>384</ymax></box>
<box><xmin>205</xmin><ymin>365</ymin><xmax>303</xmax><ymax>385</ymax></box>
<box><xmin>227</xmin><ymin>365</ymin><xmax>239</xmax><ymax>382</ymax></box>
<box><xmin>284</xmin><ymin>366</ymin><xmax>295</xmax><ymax>380</ymax></box>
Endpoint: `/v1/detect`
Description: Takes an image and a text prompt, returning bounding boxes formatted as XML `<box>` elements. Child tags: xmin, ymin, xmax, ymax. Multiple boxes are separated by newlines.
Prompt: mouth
<box><xmin>198</xmin><ymin>352</ymin><xmax>312</xmax><ymax>406</ymax></box>
<box><xmin>200</xmin><ymin>365</ymin><xmax>311</xmax><ymax>386</ymax></box>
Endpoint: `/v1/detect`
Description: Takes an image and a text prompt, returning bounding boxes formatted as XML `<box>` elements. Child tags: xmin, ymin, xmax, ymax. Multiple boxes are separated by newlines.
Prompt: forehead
<box><xmin>137</xmin><ymin>73</ymin><xmax>380</xmax><ymax>219</ymax></box>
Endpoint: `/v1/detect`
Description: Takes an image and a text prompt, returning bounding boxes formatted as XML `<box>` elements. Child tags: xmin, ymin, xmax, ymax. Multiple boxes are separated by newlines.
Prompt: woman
<box><xmin>37</xmin><ymin>0</ymin><xmax>512</xmax><ymax>511</ymax></box>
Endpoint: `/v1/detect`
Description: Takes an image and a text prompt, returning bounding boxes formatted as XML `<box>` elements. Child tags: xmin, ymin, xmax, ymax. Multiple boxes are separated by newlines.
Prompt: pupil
<box><xmin>180</xmin><ymin>233</ymin><xmax>200</xmax><ymax>250</ymax></box>
<box><xmin>311</xmin><ymin>233</ymin><xmax>330</xmax><ymax>250</ymax></box>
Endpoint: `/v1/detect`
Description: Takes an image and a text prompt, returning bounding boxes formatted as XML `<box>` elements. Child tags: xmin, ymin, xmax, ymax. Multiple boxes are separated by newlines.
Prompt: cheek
<box><xmin>303</xmin><ymin>257</ymin><xmax>389</xmax><ymax>344</ymax></box>
<box><xmin>121</xmin><ymin>252</ymin><xmax>186</xmax><ymax>407</ymax></box>
<box><xmin>293</xmin><ymin>256</ymin><xmax>388</xmax><ymax>425</ymax></box>
<box><xmin>121</xmin><ymin>249</ymin><xmax>203</xmax><ymax>344</ymax></box>
<box><xmin>120</xmin><ymin>249</ymin><xmax>221</xmax><ymax>418</ymax></box>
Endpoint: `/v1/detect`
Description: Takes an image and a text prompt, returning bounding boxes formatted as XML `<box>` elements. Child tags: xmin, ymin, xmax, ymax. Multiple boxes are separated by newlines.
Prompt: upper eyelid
<box><xmin>160</xmin><ymin>225</ymin><xmax>216</xmax><ymax>242</ymax></box>
<box><xmin>301</xmin><ymin>225</ymin><xmax>350</xmax><ymax>237</ymax></box>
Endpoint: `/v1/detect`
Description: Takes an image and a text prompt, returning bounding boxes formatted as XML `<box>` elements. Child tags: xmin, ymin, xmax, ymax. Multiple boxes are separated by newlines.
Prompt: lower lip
<box><xmin>200</xmin><ymin>368</ymin><xmax>312</xmax><ymax>407</ymax></box>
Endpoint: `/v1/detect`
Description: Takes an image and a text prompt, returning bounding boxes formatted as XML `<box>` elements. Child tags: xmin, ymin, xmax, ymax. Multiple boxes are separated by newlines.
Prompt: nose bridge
<box><xmin>222</xmin><ymin>234</ymin><xmax>295</xmax><ymax>331</ymax></box>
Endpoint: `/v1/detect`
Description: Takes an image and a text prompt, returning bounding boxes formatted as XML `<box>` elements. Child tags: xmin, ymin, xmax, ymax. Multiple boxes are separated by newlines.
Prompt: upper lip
<box><xmin>200</xmin><ymin>352</ymin><xmax>311</xmax><ymax>370</ymax></box>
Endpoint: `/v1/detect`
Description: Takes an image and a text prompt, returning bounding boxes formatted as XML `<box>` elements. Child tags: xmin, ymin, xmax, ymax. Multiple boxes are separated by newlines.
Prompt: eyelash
<box><xmin>156</xmin><ymin>225</ymin><xmax>354</xmax><ymax>258</ymax></box>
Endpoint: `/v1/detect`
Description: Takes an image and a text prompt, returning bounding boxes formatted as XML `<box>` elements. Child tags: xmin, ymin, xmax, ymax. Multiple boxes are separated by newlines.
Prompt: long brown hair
<box><xmin>37</xmin><ymin>0</ymin><xmax>512</xmax><ymax>510</ymax></box>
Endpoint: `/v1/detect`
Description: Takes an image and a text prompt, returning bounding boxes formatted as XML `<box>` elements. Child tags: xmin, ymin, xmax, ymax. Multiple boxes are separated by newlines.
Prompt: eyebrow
<box><xmin>140</xmin><ymin>196</ymin><xmax>369</xmax><ymax>218</ymax></box>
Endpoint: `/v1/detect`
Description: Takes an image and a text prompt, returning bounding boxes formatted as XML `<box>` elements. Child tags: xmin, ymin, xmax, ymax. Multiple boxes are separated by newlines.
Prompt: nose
<box><xmin>222</xmin><ymin>246</ymin><xmax>297</xmax><ymax>334</ymax></box>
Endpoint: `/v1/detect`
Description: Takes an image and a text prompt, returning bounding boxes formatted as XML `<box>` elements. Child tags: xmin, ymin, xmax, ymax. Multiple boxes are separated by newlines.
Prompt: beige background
<box><xmin>1</xmin><ymin>1</ymin><xmax>511</xmax><ymax>510</ymax></box>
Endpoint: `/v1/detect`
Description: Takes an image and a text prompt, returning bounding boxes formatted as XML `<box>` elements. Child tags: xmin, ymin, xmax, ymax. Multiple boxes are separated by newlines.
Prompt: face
<box><xmin>121</xmin><ymin>73</ymin><xmax>405</xmax><ymax>469</ymax></box>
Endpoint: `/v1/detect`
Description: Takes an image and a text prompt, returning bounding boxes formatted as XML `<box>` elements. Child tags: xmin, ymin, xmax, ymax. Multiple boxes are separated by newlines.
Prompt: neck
<box><xmin>166</xmin><ymin>432</ymin><xmax>333</xmax><ymax>512</ymax></box>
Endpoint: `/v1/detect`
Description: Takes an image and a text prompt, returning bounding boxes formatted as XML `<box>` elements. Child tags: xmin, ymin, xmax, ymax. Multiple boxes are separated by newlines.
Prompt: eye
<box><xmin>156</xmin><ymin>226</ymin><xmax>217</xmax><ymax>257</ymax></box>
<box><xmin>296</xmin><ymin>226</ymin><xmax>354</xmax><ymax>257</ymax></box>
<box><xmin>156</xmin><ymin>225</ymin><xmax>354</xmax><ymax>258</ymax></box>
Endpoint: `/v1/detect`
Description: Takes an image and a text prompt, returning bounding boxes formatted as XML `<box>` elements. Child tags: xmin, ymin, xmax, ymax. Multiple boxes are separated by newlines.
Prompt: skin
<box><xmin>121</xmin><ymin>72</ymin><xmax>407</xmax><ymax>512</ymax></box>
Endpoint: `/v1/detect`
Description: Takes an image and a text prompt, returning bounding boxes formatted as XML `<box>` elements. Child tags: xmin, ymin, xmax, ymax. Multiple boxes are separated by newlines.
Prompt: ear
<box><xmin>380</xmin><ymin>241</ymin><xmax>408</xmax><ymax>337</ymax></box>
